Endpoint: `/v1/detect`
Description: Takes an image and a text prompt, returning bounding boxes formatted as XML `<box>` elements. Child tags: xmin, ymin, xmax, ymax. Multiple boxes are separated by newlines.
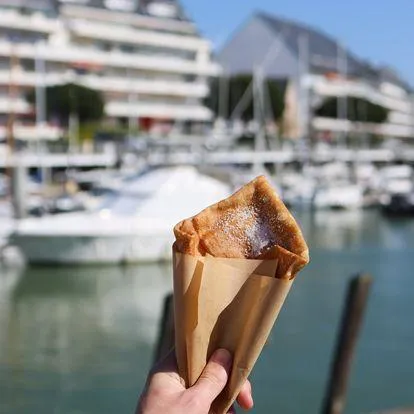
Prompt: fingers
<box><xmin>189</xmin><ymin>349</ymin><xmax>232</xmax><ymax>405</ymax></box>
<box><xmin>148</xmin><ymin>348</ymin><xmax>185</xmax><ymax>387</ymax></box>
<box><xmin>236</xmin><ymin>380</ymin><xmax>254</xmax><ymax>410</ymax></box>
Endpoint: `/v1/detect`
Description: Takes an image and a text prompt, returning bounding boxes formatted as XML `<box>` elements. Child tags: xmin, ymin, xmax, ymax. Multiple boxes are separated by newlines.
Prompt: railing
<box><xmin>0</xmin><ymin>124</ymin><xmax>62</xmax><ymax>141</ymax></box>
<box><xmin>312</xmin><ymin>117</ymin><xmax>414</xmax><ymax>138</ymax></box>
<box><xmin>70</xmin><ymin>19</ymin><xmax>211</xmax><ymax>52</ymax></box>
<box><xmin>0</xmin><ymin>10</ymin><xmax>60</xmax><ymax>33</ymax></box>
<box><xmin>105</xmin><ymin>101</ymin><xmax>212</xmax><ymax>120</ymax></box>
<box><xmin>310</xmin><ymin>78</ymin><xmax>413</xmax><ymax>113</ymax></box>
<box><xmin>0</xmin><ymin>41</ymin><xmax>221</xmax><ymax>76</ymax></box>
<box><xmin>0</xmin><ymin>70</ymin><xmax>209</xmax><ymax>97</ymax></box>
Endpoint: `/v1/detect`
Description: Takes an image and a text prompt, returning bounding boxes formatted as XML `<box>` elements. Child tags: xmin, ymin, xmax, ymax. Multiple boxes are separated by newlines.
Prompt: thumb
<box><xmin>189</xmin><ymin>349</ymin><xmax>232</xmax><ymax>405</ymax></box>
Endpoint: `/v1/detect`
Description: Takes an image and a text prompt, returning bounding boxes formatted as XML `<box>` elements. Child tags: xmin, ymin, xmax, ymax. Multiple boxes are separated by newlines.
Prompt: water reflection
<box><xmin>0</xmin><ymin>264</ymin><xmax>172</xmax><ymax>413</ymax></box>
<box><xmin>1</xmin><ymin>210</ymin><xmax>414</xmax><ymax>413</ymax></box>
<box><xmin>296</xmin><ymin>209</ymin><xmax>414</xmax><ymax>251</ymax></box>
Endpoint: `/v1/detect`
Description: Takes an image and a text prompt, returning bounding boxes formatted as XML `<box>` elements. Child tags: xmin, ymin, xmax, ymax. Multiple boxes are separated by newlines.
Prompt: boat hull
<box><xmin>12</xmin><ymin>233</ymin><xmax>175</xmax><ymax>264</ymax></box>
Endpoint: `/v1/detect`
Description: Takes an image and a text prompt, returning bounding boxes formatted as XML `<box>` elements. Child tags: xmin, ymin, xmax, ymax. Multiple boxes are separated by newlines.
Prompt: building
<box><xmin>218</xmin><ymin>12</ymin><xmax>414</xmax><ymax>141</ymax></box>
<box><xmin>0</xmin><ymin>0</ymin><xmax>220</xmax><ymax>143</ymax></box>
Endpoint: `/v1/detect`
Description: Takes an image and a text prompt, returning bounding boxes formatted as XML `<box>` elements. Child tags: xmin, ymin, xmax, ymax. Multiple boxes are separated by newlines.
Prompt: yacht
<box><xmin>9</xmin><ymin>166</ymin><xmax>231</xmax><ymax>264</ymax></box>
<box><xmin>313</xmin><ymin>182</ymin><xmax>364</xmax><ymax>210</ymax></box>
<box><xmin>379</xmin><ymin>165</ymin><xmax>414</xmax><ymax>216</ymax></box>
<box><xmin>281</xmin><ymin>162</ymin><xmax>364</xmax><ymax>210</ymax></box>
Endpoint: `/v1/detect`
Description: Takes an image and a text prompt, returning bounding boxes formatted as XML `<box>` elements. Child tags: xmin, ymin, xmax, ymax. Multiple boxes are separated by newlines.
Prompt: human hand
<box><xmin>137</xmin><ymin>349</ymin><xmax>253</xmax><ymax>414</ymax></box>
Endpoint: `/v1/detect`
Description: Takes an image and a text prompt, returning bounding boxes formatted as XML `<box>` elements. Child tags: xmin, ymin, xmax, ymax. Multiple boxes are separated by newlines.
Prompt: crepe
<box><xmin>174</xmin><ymin>175</ymin><xmax>309</xmax><ymax>278</ymax></box>
<box><xmin>172</xmin><ymin>175</ymin><xmax>309</xmax><ymax>413</ymax></box>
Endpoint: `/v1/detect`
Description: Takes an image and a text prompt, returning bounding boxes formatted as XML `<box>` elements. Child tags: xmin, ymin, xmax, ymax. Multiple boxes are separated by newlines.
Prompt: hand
<box><xmin>137</xmin><ymin>349</ymin><xmax>254</xmax><ymax>414</ymax></box>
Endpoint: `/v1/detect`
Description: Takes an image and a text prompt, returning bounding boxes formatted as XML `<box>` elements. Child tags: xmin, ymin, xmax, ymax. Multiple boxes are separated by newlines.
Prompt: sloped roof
<box><xmin>256</xmin><ymin>12</ymin><xmax>377</xmax><ymax>79</ymax></box>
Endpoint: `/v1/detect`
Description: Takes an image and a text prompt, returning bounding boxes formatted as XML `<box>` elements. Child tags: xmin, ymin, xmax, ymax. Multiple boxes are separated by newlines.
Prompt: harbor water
<box><xmin>0</xmin><ymin>210</ymin><xmax>414</xmax><ymax>413</ymax></box>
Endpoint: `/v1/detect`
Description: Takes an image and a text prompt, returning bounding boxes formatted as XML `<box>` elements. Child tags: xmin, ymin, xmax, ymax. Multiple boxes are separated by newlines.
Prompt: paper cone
<box><xmin>173</xmin><ymin>250</ymin><xmax>294</xmax><ymax>414</ymax></box>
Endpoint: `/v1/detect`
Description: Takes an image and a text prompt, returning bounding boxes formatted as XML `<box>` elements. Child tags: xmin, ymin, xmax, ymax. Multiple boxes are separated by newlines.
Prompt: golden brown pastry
<box><xmin>174</xmin><ymin>175</ymin><xmax>309</xmax><ymax>279</ymax></box>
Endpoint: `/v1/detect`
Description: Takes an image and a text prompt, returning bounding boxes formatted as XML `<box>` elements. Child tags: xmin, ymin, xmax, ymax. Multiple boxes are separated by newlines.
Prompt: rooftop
<box><xmin>0</xmin><ymin>0</ymin><xmax>189</xmax><ymax>21</ymax></box>
<box><xmin>256</xmin><ymin>12</ymin><xmax>377</xmax><ymax>78</ymax></box>
<box><xmin>229</xmin><ymin>11</ymin><xmax>411</xmax><ymax>91</ymax></box>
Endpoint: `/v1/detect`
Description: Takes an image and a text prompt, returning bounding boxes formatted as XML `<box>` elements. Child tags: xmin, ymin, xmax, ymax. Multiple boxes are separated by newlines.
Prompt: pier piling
<box><xmin>321</xmin><ymin>274</ymin><xmax>372</xmax><ymax>414</ymax></box>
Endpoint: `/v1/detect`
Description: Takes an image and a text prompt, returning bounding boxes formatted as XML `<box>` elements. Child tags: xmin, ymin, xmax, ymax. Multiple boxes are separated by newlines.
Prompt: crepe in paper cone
<box><xmin>173</xmin><ymin>175</ymin><xmax>309</xmax><ymax>413</ymax></box>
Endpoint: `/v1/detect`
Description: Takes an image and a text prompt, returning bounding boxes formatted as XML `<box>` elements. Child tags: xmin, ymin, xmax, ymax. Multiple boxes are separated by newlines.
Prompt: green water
<box><xmin>0</xmin><ymin>210</ymin><xmax>413</xmax><ymax>413</ymax></box>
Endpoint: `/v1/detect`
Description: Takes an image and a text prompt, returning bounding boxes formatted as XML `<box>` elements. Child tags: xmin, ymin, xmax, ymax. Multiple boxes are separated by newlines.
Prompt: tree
<box><xmin>27</xmin><ymin>83</ymin><xmax>105</xmax><ymax>126</ymax></box>
<box><xmin>314</xmin><ymin>96</ymin><xmax>389</xmax><ymax>124</ymax></box>
<box><xmin>206</xmin><ymin>74</ymin><xmax>285</xmax><ymax>122</ymax></box>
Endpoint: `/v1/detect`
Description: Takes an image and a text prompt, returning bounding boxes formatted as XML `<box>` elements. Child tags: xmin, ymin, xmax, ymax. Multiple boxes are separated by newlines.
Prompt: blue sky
<box><xmin>181</xmin><ymin>0</ymin><xmax>414</xmax><ymax>85</ymax></box>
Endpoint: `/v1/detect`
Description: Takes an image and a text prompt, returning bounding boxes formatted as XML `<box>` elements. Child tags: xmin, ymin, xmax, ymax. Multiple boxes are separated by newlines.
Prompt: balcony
<box><xmin>309</xmin><ymin>76</ymin><xmax>413</xmax><ymax>113</ymax></box>
<box><xmin>82</xmin><ymin>74</ymin><xmax>209</xmax><ymax>97</ymax></box>
<box><xmin>312</xmin><ymin>117</ymin><xmax>414</xmax><ymax>138</ymax></box>
<box><xmin>61</xmin><ymin>4</ymin><xmax>197</xmax><ymax>35</ymax></box>
<box><xmin>0</xmin><ymin>10</ymin><xmax>60</xmax><ymax>33</ymax></box>
<box><xmin>0</xmin><ymin>41</ymin><xmax>221</xmax><ymax>76</ymax></box>
<box><xmin>0</xmin><ymin>69</ymin><xmax>63</xmax><ymax>87</ymax></box>
<box><xmin>0</xmin><ymin>70</ymin><xmax>209</xmax><ymax>98</ymax></box>
<box><xmin>0</xmin><ymin>123</ymin><xmax>62</xmax><ymax>141</ymax></box>
<box><xmin>388</xmin><ymin>111</ymin><xmax>414</xmax><ymax>126</ymax></box>
<box><xmin>105</xmin><ymin>101</ymin><xmax>212</xmax><ymax>121</ymax></box>
<box><xmin>70</xmin><ymin>19</ymin><xmax>210</xmax><ymax>52</ymax></box>
<box><xmin>0</xmin><ymin>97</ymin><xmax>30</xmax><ymax>114</ymax></box>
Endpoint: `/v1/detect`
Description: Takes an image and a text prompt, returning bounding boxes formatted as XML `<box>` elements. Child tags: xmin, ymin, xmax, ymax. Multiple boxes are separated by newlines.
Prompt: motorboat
<box><xmin>281</xmin><ymin>163</ymin><xmax>364</xmax><ymax>210</ymax></box>
<box><xmin>313</xmin><ymin>182</ymin><xmax>364</xmax><ymax>210</ymax></box>
<box><xmin>379</xmin><ymin>165</ymin><xmax>414</xmax><ymax>216</ymax></box>
<box><xmin>9</xmin><ymin>166</ymin><xmax>231</xmax><ymax>264</ymax></box>
<box><xmin>381</xmin><ymin>193</ymin><xmax>414</xmax><ymax>216</ymax></box>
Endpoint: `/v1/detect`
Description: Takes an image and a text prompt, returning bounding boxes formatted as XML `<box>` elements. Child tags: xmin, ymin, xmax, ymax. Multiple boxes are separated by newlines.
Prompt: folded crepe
<box><xmin>174</xmin><ymin>175</ymin><xmax>309</xmax><ymax>278</ymax></box>
<box><xmin>172</xmin><ymin>175</ymin><xmax>309</xmax><ymax>413</ymax></box>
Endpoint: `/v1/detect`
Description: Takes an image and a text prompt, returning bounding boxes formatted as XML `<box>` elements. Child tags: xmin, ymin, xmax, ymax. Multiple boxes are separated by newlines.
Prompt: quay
<box><xmin>146</xmin><ymin>147</ymin><xmax>414</xmax><ymax>166</ymax></box>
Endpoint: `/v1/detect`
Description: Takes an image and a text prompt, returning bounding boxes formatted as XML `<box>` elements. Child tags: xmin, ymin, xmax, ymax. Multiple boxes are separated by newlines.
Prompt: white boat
<box><xmin>313</xmin><ymin>182</ymin><xmax>364</xmax><ymax>210</ymax></box>
<box><xmin>379</xmin><ymin>165</ymin><xmax>413</xmax><ymax>197</ymax></box>
<box><xmin>281</xmin><ymin>172</ymin><xmax>318</xmax><ymax>207</ymax></box>
<box><xmin>0</xmin><ymin>201</ymin><xmax>13</xmax><ymax>244</ymax></box>
<box><xmin>9</xmin><ymin>167</ymin><xmax>231</xmax><ymax>264</ymax></box>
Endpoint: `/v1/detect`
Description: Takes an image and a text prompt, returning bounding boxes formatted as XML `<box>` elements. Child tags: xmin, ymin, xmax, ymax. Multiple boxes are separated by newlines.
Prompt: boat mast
<box><xmin>218</xmin><ymin>67</ymin><xmax>230</xmax><ymax>123</ymax></box>
<box><xmin>253</xmin><ymin>66</ymin><xmax>266</xmax><ymax>174</ymax></box>
<box><xmin>298</xmin><ymin>34</ymin><xmax>310</xmax><ymax>144</ymax></box>
<box><xmin>337</xmin><ymin>41</ymin><xmax>348</xmax><ymax>150</ymax></box>
<box><xmin>6</xmin><ymin>48</ymin><xmax>18</xmax><ymax>168</ymax></box>
<box><xmin>35</xmin><ymin>42</ymin><xmax>47</xmax><ymax>184</ymax></box>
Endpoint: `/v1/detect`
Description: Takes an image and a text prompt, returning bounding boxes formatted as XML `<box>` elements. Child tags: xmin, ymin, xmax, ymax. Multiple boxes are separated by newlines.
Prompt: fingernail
<box><xmin>211</xmin><ymin>349</ymin><xmax>232</xmax><ymax>369</ymax></box>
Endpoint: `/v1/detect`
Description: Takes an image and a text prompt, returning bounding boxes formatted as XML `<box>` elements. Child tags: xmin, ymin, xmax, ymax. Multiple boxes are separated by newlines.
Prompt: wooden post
<box><xmin>153</xmin><ymin>293</ymin><xmax>175</xmax><ymax>364</ymax></box>
<box><xmin>321</xmin><ymin>274</ymin><xmax>372</xmax><ymax>414</ymax></box>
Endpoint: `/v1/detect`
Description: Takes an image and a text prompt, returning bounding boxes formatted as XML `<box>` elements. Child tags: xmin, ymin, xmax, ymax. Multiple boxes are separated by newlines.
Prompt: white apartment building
<box><xmin>218</xmin><ymin>12</ymin><xmax>414</xmax><ymax>141</ymax></box>
<box><xmin>0</xmin><ymin>0</ymin><xmax>220</xmax><ymax>142</ymax></box>
<box><xmin>309</xmin><ymin>70</ymin><xmax>414</xmax><ymax>140</ymax></box>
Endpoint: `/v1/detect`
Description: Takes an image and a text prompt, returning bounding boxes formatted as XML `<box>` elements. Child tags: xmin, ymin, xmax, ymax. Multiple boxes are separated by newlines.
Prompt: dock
<box><xmin>146</xmin><ymin>147</ymin><xmax>414</xmax><ymax>167</ymax></box>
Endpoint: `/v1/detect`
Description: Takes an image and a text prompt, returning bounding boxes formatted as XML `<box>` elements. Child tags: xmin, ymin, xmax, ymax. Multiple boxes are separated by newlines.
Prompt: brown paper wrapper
<box><xmin>173</xmin><ymin>249</ymin><xmax>294</xmax><ymax>414</ymax></box>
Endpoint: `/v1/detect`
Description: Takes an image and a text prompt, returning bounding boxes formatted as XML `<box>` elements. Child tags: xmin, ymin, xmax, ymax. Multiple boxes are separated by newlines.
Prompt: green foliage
<box><xmin>206</xmin><ymin>74</ymin><xmax>285</xmax><ymax>121</ymax></box>
<box><xmin>315</xmin><ymin>96</ymin><xmax>389</xmax><ymax>124</ymax></box>
<box><xmin>27</xmin><ymin>83</ymin><xmax>105</xmax><ymax>125</ymax></box>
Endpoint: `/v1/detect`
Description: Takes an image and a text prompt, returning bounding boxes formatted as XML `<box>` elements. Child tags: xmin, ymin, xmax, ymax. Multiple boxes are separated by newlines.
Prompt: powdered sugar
<box><xmin>215</xmin><ymin>205</ymin><xmax>276</xmax><ymax>258</ymax></box>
